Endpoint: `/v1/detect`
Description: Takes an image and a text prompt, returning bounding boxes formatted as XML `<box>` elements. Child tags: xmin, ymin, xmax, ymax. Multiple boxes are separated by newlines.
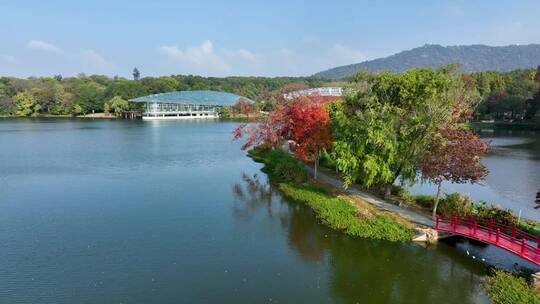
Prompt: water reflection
<box><xmin>232</xmin><ymin>173</ymin><xmax>490</xmax><ymax>303</ymax></box>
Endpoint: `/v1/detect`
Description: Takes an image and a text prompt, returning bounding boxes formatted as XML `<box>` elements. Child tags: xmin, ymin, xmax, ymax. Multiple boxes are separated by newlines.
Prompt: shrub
<box><xmin>474</xmin><ymin>203</ymin><xmax>518</xmax><ymax>226</ymax></box>
<box><xmin>391</xmin><ymin>185</ymin><xmax>413</xmax><ymax>201</ymax></box>
<box><xmin>249</xmin><ymin>147</ymin><xmax>308</xmax><ymax>183</ymax></box>
<box><xmin>412</xmin><ymin>195</ymin><xmax>435</xmax><ymax>209</ymax></box>
<box><xmin>484</xmin><ymin>270</ymin><xmax>540</xmax><ymax>304</ymax></box>
<box><xmin>390</xmin><ymin>185</ymin><xmax>436</xmax><ymax>209</ymax></box>
<box><xmin>519</xmin><ymin>219</ymin><xmax>540</xmax><ymax>236</ymax></box>
<box><xmin>438</xmin><ymin>193</ymin><xmax>474</xmax><ymax>217</ymax></box>
<box><xmin>273</xmin><ymin>157</ymin><xmax>308</xmax><ymax>183</ymax></box>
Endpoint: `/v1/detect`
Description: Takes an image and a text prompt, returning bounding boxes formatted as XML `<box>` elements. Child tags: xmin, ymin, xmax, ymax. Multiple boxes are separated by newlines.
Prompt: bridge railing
<box><xmin>435</xmin><ymin>215</ymin><xmax>540</xmax><ymax>261</ymax></box>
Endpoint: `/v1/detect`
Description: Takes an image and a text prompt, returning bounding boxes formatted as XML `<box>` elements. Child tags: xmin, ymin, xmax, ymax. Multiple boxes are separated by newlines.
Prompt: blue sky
<box><xmin>1</xmin><ymin>0</ymin><xmax>539</xmax><ymax>78</ymax></box>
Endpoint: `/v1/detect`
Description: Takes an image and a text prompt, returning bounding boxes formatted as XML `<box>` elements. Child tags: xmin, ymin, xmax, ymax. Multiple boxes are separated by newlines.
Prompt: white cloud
<box><xmin>159</xmin><ymin>40</ymin><xmax>230</xmax><ymax>73</ymax></box>
<box><xmin>237</xmin><ymin>49</ymin><xmax>258</xmax><ymax>62</ymax></box>
<box><xmin>157</xmin><ymin>40</ymin><xmax>371</xmax><ymax>76</ymax></box>
<box><xmin>331</xmin><ymin>43</ymin><xmax>367</xmax><ymax>65</ymax></box>
<box><xmin>27</xmin><ymin>40</ymin><xmax>65</xmax><ymax>54</ymax></box>
<box><xmin>81</xmin><ymin>49</ymin><xmax>113</xmax><ymax>70</ymax></box>
<box><xmin>158</xmin><ymin>40</ymin><xmax>267</xmax><ymax>75</ymax></box>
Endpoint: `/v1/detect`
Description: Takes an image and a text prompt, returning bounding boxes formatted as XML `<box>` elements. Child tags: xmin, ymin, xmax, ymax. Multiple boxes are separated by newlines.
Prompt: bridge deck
<box><xmin>435</xmin><ymin>216</ymin><xmax>540</xmax><ymax>266</ymax></box>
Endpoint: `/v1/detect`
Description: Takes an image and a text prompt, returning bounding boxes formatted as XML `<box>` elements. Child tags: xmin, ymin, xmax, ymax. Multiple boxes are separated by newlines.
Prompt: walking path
<box><xmin>304</xmin><ymin>165</ymin><xmax>434</xmax><ymax>227</ymax></box>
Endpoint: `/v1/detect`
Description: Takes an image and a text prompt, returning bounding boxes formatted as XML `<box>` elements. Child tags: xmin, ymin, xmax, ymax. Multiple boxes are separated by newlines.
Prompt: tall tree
<box><xmin>419</xmin><ymin>126</ymin><xmax>489</xmax><ymax>218</ymax></box>
<box><xmin>329</xmin><ymin>66</ymin><xmax>478</xmax><ymax>195</ymax></box>
<box><xmin>109</xmin><ymin>96</ymin><xmax>129</xmax><ymax>116</ymax></box>
<box><xmin>233</xmin><ymin>96</ymin><xmax>332</xmax><ymax>179</ymax></box>
<box><xmin>13</xmin><ymin>91</ymin><xmax>40</xmax><ymax>116</ymax></box>
<box><xmin>133</xmin><ymin>67</ymin><xmax>140</xmax><ymax>81</ymax></box>
<box><xmin>280</xmin><ymin>97</ymin><xmax>332</xmax><ymax>178</ymax></box>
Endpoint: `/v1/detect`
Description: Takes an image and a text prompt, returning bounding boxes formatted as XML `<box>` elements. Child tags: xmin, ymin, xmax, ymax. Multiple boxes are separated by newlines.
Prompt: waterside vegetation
<box><xmin>235</xmin><ymin>66</ymin><xmax>540</xmax><ymax>301</ymax></box>
<box><xmin>484</xmin><ymin>270</ymin><xmax>540</xmax><ymax>304</ymax></box>
<box><xmin>249</xmin><ymin>147</ymin><xmax>415</xmax><ymax>242</ymax></box>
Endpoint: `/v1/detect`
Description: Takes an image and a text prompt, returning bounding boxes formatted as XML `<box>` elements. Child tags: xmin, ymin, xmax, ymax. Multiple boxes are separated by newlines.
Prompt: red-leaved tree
<box><xmin>419</xmin><ymin>126</ymin><xmax>489</xmax><ymax>218</ymax></box>
<box><xmin>233</xmin><ymin>96</ymin><xmax>333</xmax><ymax>179</ymax></box>
<box><xmin>280</xmin><ymin>97</ymin><xmax>332</xmax><ymax>178</ymax></box>
<box><xmin>232</xmin><ymin>97</ymin><xmax>256</xmax><ymax>118</ymax></box>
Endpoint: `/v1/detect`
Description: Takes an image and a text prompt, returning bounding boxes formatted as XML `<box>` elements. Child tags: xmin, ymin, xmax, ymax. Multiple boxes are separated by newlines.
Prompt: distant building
<box><xmin>129</xmin><ymin>90</ymin><xmax>251</xmax><ymax>120</ymax></box>
<box><xmin>283</xmin><ymin>87</ymin><xmax>342</xmax><ymax>100</ymax></box>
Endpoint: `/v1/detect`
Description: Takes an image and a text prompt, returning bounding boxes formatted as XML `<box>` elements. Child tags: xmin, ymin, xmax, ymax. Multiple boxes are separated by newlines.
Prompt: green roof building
<box><xmin>129</xmin><ymin>90</ymin><xmax>249</xmax><ymax>120</ymax></box>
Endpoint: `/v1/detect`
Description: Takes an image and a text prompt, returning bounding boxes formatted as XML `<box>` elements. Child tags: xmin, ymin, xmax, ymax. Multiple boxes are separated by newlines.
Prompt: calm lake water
<box><xmin>1</xmin><ymin>118</ymin><xmax>527</xmax><ymax>303</ymax></box>
<box><xmin>409</xmin><ymin>126</ymin><xmax>540</xmax><ymax>221</ymax></box>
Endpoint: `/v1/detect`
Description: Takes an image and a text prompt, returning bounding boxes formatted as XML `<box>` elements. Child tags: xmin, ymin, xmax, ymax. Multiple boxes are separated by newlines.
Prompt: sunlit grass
<box><xmin>249</xmin><ymin>146</ymin><xmax>414</xmax><ymax>242</ymax></box>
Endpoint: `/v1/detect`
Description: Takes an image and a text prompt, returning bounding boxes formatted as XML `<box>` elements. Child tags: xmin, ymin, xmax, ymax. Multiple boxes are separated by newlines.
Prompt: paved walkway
<box><xmin>305</xmin><ymin>165</ymin><xmax>434</xmax><ymax>227</ymax></box>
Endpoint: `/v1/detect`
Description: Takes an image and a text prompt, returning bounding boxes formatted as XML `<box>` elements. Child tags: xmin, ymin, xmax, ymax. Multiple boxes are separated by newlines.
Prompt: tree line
<box><xmin>0</xmin><ymin>73</ymin><xmax>329</xmax><ymax>117</ymax></box>
<box><xmin>1</xmin><ymin>67</ymin><xmax>539</xmax><ymax>123</ymax></box>
<box><xmin>471</xmin><ymin>66</ymin><xmax>540</xmax><ymax>122</ymax></box>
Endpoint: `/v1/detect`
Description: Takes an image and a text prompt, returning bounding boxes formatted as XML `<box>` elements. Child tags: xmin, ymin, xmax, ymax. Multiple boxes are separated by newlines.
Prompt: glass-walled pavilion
<box><xmin>129</xmin><ymin>90</ymin><xmax>246</xmax><ymax>120</ymax></box>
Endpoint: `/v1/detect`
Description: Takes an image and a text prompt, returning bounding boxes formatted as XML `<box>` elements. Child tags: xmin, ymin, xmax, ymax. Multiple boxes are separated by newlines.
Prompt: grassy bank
<box><xmin>485</xmin><ymin>270</ymin><xmax>540</xmax><ymax>304</ymax></box>
<box><xmin>249</xmin><ymin>147</ymin><xmax>415</xmax><ymax>242</ymax></box>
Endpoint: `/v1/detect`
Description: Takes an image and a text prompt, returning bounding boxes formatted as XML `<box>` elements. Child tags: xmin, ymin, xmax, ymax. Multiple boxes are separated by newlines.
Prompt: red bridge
<box><xmin>435</xmin><ymin>215</ymin><xmax>540</xmax><ymax>266</ymax></box>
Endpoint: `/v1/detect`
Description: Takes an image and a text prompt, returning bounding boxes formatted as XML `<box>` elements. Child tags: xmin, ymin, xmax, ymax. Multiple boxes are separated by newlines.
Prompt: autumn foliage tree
<box><xmin>233</xmin><ymin>96</ymin><xmax>333</xmax><ymax>179</ymax></box>
<box><xmin>419</xmin><ymin>126</ymin><xmax>489</xmax><ymax>218</ymax></box>
<box><xmin>231</xmin><ymin>97</ymin><xmax>256</xmax><ymax>118</ymax></box>
<box><xmin>281</xmin><ymin>97</ymin><xmax>332</xmax><ymax>178</ymax></box>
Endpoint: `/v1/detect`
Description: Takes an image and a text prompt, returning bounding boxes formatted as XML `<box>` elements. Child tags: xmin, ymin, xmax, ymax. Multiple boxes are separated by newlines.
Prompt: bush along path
<box><xmin>303</xmin><ymin>163</ymin><xmax>435</xmax><ymax>227</ymax></box>
<box><xmin>248</xmin><ymin>147</ymin><xmax>415</xmax><ymax>242</ymax></box>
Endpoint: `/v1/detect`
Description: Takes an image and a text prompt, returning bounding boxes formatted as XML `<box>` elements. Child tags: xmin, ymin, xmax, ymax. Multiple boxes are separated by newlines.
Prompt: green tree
<box><xmin>72</xmin><ymin>104</ymin><xmax>84</xmax><ymax>116</ymax></box>
<box><xmin>141</xmin><ymin>76</ymin><xmax>179</xmax><ymax>94</ymax></box>
<box><xmin>0</xmin><ymin>82</ymin><xmax>9</xmax><ymax>114</ymax></box>
<box><xmin>71</xmin><ymin>80</ymin><xmax>105</xmax><ymax>112</ymax></box>
<box><xmin>107</xmin><ymin>80</ymin><xmax>147</xmax><ymax>100</ymax></box>
<box><xmin>109</xmin><ymin>96</ymin><xmax>129</xmax><ymax>116</ymax></box>
<box><xmin>30</xmin><ymin>79</ymin><xmax>65</xmax><ymax>114</ymax></box>
<box><xmin>13</xmin><ymin>91</ymin><xmax>40</xmax><ymax>116</ymax></box>
<box><xmin>133</xmin><ymin>67</ymin><xmax>140</xmax><ymax>81</ymax></box>
<box><xmin>330</xmin><ymin>67</ymin><xmax>477</xmax><ymax>195</ymax></box>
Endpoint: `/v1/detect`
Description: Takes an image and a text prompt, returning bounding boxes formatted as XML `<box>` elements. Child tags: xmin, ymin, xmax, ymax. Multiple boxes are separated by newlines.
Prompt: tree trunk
<box><xmin>384</xmin><ymin>184</ymin><xmax>392</xmax><ymax>198</ymax></box>
<box><xmin>314</xmin><ymin>150</ymin><xmax>319</xmax><ymax>179</ymax></box>
<box><xmin>432</xmin><ymin>182</ymin><xmax>442</xmax><ymax>219</ymax></box>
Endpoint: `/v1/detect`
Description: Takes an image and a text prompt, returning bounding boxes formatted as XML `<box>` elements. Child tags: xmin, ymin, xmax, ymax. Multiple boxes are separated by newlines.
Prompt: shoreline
<box><xmin>249</xmin><ymin>146</ymin><xmax>540</xmax><ymax>302</ymax></box>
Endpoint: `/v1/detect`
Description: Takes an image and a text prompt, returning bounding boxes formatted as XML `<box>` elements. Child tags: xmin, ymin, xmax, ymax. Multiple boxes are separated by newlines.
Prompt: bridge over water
<box><xmin>435</xmin><ymin>215</ymin><xmax>540</xmax><ymax>266</ymax></box>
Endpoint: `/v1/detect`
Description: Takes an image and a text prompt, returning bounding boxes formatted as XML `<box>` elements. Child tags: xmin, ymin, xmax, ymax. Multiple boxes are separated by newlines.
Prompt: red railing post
<box><xmin>452</xmin><ymin>215</ymin><xmax>457</xmax><ymax>232</ymax></box>
<box><xmin>496</xmin><ymin>228</ymin><xmax>500</xmax><ymax>245</ymax></box>
<box><xmin>537</xmin><ymin>236</ymin><xmax>540</xmax><ymax>250</ymax></box>
<box><xmin>521</xmin><ymin>239</ymin><xmax>526</xmax><ymax>256</ymax></box>
<box><xmin>488</xmin><ymin>220</ymin><xmax>493</xmax><ymax>236</ymax></box>
<box><xmin>511</xmin><ymin>226</ymin><xmax>516</xmax><ymax>243</ymax></box>
<box><xmin>435</xmin><ymin>216</ymin><xmax>440</xmax><ymax>229</ymax></box>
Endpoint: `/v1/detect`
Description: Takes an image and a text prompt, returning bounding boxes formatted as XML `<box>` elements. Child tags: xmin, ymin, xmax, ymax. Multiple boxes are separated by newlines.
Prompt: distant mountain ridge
<box><xmin>315</xmin><ymin>44</ymin><xmax>540</xmax><ymax>79</ymax></box>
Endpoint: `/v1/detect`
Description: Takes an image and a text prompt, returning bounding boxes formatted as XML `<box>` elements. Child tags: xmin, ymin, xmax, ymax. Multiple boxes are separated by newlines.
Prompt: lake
<box><xmin>0</xmin><ymin>118</ymin><xmax>527</xmax><ymax>303</ymax></box>
<box><xmin>408</xmin><ymin>126</ymin><xmax>540</xmax><ymax>221</ymax></box>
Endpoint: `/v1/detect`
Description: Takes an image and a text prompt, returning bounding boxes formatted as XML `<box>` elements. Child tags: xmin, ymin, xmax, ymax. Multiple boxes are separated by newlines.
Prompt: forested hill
<box><xmin>315</xmin><ymin>44</ymin><xmax>540</xmax><ymax>79</ymax></box>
